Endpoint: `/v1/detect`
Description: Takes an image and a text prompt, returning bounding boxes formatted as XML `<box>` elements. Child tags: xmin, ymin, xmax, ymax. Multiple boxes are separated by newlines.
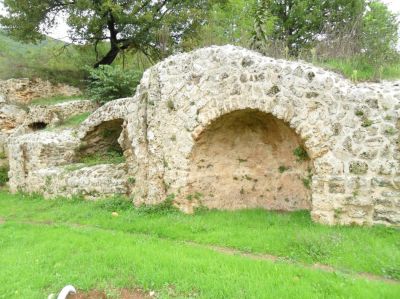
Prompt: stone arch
<box><xmin>185</xmin><ymin>108</ymin><xmax>314</xmax><ymax>211</ymax></box>
<box><xmin>75</xmin><ymin>98</ymin><xmax>133</xmax><ymax>163</ymax></box>
<box><xmin>77</xmin><ymin>118</ymin><xmax>125</xmax><ymax>157</ymax></box>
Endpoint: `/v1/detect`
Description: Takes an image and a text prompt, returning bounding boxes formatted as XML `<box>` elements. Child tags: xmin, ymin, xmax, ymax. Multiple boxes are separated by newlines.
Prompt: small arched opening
<box><xmin>77</xmin><ymin>118</ymin><xmax>126</xmax><ymax>165</ymax></box>
<box><xmin>187</xmin><ymin>109</ymin><xmax>313</xmax><ymax>211</ymax></box>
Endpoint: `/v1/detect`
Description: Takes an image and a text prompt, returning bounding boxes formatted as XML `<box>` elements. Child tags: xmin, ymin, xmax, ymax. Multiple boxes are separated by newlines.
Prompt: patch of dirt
<box><xmin>68</xmin><ymin>288</ymin><xmax>151</xmax><ymax>299</ymax></box>
<box><xmin>0</xmin><ymin>217</ymin><xmax>5</xmax><ymax>224</ymax></box>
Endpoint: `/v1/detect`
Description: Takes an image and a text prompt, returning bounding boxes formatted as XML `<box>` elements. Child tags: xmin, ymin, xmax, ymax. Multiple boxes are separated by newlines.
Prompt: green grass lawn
<box><xmin>0</xmin><ymin>191</ymin><xmax>399</xmax><ymax>298</ymax></box>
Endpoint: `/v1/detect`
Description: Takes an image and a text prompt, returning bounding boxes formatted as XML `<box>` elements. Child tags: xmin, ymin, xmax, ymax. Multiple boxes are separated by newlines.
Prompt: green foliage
<box><xmin>1</xmin><ymin>0</ymin><xmax>225</xmax><ymax>66</ymax></box>
<box><xmin>384</xmin><ymin>127</ymin><xmax>396</xmax><ymax>136</ymax></box>
<box><xmin>302</xmin><ymin>178</ymin><xmax>312</xmax><ymax>190</ymax></box>
<box><xmin>293</xmin><ymin>146</ymin><xmax>309</xmax><ymax>162</ymax></box>
<box><xmin>278</xmin><ymin>166</ymin><xmax>289</xmax><ymax>173</ymax></box>
<box><xmin>137</xmin><ymin>194</ymin><xmax>178</xmax><ymax>215</ymax></box>
<box><xmin>166</xmin><ymin>99</ymin><xmax>175</xmax><ymax>111</ymax></box>
<box><xmin>87</xmin><ymin>65</ymin><xmax>142</xmax><ymax>104</ymax></box>
<box><xmin>355</xmin><ymin>110</ymin><xmax>364</xmax><ymax>117</ymax></box>
<box><xmin>361</xmin><ymin>118</ymin><xmax>373</xmax><ymax>127</ymax></box>
<box><xmin>254</xmin><ymin>0</ymin><xmax>366</xmax><ymax>56</ymax></box>
<box><xmin>247</xmin><ymin>0</ymin><xmax>399</xmax><ymax>80</ymax></box>
<box><xmin>95</xmin><ymin>196</ymin><xmax>133</xmax><ymax>212</ymax></box>
<box><xmin>186</xmin><ymin>0</ymin><xmax>253</xmax><ymax>49</ymax></box>
<box><xmin>0</xmin><ymin>166</ymin><xmax>9</xmax><ymax>186</ymax></box>
<box><xmin>186</xmin><ymin>192</ymin><xmax>204</xmax><ymax>202</ymax></box>
<box><xmin>361</xmin><ymin>1</ymin><xmax>399</xmax><ymax>69</ymax></box>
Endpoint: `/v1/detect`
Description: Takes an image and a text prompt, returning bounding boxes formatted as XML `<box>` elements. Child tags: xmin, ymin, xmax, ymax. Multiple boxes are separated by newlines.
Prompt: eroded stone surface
<box><xmin>0</xmin><ymin>78</ymin><xmax>80</xmax><ymax>104</ymax></box>
<box><xmin>0</xmin><ymin>99</ymin><xmax>97</xmax><ymax>165</ymax></box>
<box><xmin>7</xmin><ymin>46</ymin><xmax>400</xmax><ymax>226</ymax></box>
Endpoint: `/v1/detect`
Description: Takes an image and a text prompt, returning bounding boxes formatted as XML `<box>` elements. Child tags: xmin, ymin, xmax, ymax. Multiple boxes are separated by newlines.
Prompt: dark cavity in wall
<box><xmin>76</xmin><ymin>118</ymin><xmax>125</xmax><ymax>163</ymax></box>
<box><xmin>28</xmin><ymin>121</ymin><xmax>48</xmax><ymax>131</ymax></box>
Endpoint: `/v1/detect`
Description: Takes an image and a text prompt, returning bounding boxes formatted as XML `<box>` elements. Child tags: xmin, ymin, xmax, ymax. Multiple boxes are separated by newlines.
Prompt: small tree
<box><xmin>87</xmin><ymin>65</ymin><xmax>142</xmax><ymax>104</ymax></box>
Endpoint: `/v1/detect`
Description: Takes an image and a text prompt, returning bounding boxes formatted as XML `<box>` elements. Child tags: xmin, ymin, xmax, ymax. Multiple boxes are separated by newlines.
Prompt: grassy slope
<box><xmin>0</xmin><ymin>31</ymin><xmax>151</xmax><ymax>89</ymax></box>
<box><xmin>0</xmin><ymin>191</ymin><xmax>399</xmax><ymax>298</ymax></box>
<box><xmin>318</xmin><ymin>58</ymin><xmax>400</xmax><ymax>82</ymax></box>
<box><xmin>0</xmin><ymin>31</ymin><xmax>90</xmax><ymax>87</ymax></box>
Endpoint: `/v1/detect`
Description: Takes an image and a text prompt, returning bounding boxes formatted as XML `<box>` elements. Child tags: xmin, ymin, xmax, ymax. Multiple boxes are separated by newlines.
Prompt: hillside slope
<box><xmin>0</xmin><ymin>31</ymin><xmax>93</xmax><ymax>87</ymax></box>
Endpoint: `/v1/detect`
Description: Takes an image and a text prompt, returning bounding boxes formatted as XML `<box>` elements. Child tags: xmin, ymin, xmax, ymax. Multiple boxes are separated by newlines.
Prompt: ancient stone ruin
<box><xmin>0</xmin><ymin>78</ymin><xmax>80</xmax><ymax>105</ymax></box>
<box><xmin>5</xmin><ymin>46</ymin><xmax>400</xmax><ymax>226</ymax></box>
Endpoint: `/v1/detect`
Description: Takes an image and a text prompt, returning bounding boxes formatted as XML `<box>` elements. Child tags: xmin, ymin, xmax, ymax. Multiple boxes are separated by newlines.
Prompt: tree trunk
<box><xmin>94</xmin><ymin>47</ymin><xmax>120</xmax><ymax>68</ymax></box>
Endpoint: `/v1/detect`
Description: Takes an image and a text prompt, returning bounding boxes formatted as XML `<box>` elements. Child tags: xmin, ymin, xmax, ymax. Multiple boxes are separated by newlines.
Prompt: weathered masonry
<box><xmin>7</xmin><ymin>46</ymin><xmax>400</xmax><ymax>226</ymax></box>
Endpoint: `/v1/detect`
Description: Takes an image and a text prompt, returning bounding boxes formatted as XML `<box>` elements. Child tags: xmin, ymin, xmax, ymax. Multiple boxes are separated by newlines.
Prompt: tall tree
<box><xmin>1</xmin><ymin>0</ymin><xmax>225</xmax><ymax>67</ymax></box>
<box><xmin>253</xmin><ymin>0</ymin><xmax>366</xmax><ymax>56</ymax></box>
<box><xmin>362</xmin><ymin>0</ymin><xmax>399</xmax><ymax>66</ymax></box>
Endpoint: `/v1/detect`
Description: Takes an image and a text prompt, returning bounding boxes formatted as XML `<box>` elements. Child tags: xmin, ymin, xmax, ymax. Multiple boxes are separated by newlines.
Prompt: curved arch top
<box><xmin>125</xmin><ymin>45</ymin><xmax>400</xmax><ymax>226</ymax></box>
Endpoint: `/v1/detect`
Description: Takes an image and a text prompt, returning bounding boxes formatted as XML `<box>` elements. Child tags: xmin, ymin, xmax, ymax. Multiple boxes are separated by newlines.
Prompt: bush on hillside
<box><xmin>87</xmin><ymin>65</ymin><xmax>142</xmax><ymax>105</ymax></box>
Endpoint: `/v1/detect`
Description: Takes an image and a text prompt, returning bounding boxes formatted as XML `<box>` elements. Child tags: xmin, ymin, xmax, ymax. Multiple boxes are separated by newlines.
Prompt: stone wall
<box><xmin>7</xmin><ymin>46</ymin><xmax>400</xmax><ymax>226</ymax></box>
<box><xmin>0</xmin><ymin>99</ymin><xmax>97</xmax><ymax>158</ymax></box>
<box><xmin>0</xmin><ymin>78</ymin><xmax>80</xmax><ymax>105</ymax></box>
<box><xmin>7</xmin><ymin>99</ymin><xmax>131</xmax><ymax>198</ymax></box>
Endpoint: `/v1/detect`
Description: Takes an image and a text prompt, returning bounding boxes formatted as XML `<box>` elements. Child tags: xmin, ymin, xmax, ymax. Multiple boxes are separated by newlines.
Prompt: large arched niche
<box><xmin>186</xmin><ymin>109</ymin><xmax>314</xmax><ymax>211</ymax></box>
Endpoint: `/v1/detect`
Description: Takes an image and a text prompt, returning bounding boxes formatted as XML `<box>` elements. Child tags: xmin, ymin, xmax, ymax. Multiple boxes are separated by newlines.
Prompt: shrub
<box><xmin>137</xmin><ymin>194</ymin><xmax>178</xmax><ymax>215</ymax></box>
<box><xmin>293</xmin><ymin>146</ymin><xmax>309</xmax><ymax>162</ymax></box>
<box><xmin>87</xmin><ymin>65</ymin><xmax>142</xmax><ymax>105</ymax></box>
<box><xmin>95</xmin><ymin>196</ymin><xmax>134</xmax><ymax>212</ymax></box>
<box><xmin>0</xmin><ymin>166</ymin><xmax>9</xmax><ymax>186</ymax></box>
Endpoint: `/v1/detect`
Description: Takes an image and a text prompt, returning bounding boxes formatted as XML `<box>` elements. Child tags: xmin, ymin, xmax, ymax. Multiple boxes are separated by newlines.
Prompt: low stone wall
<box><xmin>25</xmin><ymin>164</ymin><xmax>128</xmax><ymax>199</ymax></box>
<box><xmin>0</xmin><ymin>99</ymin><xmax>97</xmax><ymax>158</ymax></box>
<box><xmin>7</xmin><ymin>99</ymin><xmax>131</xmax><ymax>199</ymax></box>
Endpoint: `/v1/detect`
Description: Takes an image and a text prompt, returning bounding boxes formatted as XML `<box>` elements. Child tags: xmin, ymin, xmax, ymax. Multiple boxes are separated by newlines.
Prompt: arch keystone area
<box><xmin>8</xmin><ymin>46</ymin><xmax>400</xmax><ymax>226</ymax></box>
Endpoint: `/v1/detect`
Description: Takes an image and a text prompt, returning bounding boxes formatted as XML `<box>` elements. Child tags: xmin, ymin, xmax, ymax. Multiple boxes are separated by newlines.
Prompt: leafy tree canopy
<box><xmin>362</xmin><ymin>0</ymin><xmax>399</xmax><ymax>65</ymax></box>
<box><xmin>1</xmin><ymin>0</ymin><xmax>226</xmax><ymax>67</ymax></box>
<box><xmin>259</xmin><ymin>0</ymin><xmax>367</xmax><ymax>56</ymax></box>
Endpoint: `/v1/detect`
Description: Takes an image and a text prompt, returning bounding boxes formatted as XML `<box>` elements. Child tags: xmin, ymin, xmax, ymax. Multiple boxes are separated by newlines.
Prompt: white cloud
<box><xmin>382</xmin><ymin>0</ymin><xmax>400</xmax><ymax>14</ymax></box>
